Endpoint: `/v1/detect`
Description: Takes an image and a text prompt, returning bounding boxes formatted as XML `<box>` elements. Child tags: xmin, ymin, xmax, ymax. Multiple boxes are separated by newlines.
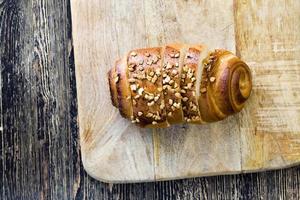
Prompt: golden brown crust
<box><xmin>161</xmin><ymin>44</ymin><xmax>185</xmax><ymax>124</ymax></box>
<box><xmin>198</xmin><ymin>50</ymin><xmax>252</xmax><ymax>122</ymax></box>
<box><xmin>108</xmin><ymin>65</ymin><xmax>119</xmax><ymax>107</ymax></box>
<box><xmin>108</xmin><ymin>44</ymin><xmax>252</xmax><ymax>127</ymax></box>
<box><xmin>115</xmin><ymin>57</ymin><xmax>133</xmax><ymax>118</ymax></box>
<box><xmin>127</xmin><ymin>47</ymin><xmax>169</xmax><ymax>128</ymax></box>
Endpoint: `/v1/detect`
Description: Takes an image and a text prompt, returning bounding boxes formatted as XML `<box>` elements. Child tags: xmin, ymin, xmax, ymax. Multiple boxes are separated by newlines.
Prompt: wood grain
<box><xmin>71</xmin><ymin>0</ymin><xmax>300</xmax><ymax>183</ymax></box>
<box><xmin>2</xmin><ymin>0</ymin><xmax>300</xmax><ymax>199</ymax></box>
<box><xmin>71</xmin><ymin>0</ymin><xmax>155</xmax><ymax>182</ymax></box>
<box><xmin>235</xmin><ymin>0</ymin><xmax>300</xmax><ymax>171</ymax></box>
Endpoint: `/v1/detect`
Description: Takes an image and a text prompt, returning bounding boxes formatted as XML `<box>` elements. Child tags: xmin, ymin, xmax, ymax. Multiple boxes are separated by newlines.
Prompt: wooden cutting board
<box><xmin>71</xmin><ymin>0</ymin><xmax>300</xmax><ymax>183</ymax></box>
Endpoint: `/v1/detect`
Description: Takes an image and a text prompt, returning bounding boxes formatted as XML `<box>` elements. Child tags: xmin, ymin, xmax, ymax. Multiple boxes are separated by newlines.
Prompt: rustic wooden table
<box><xmin>1</xmin><ymin>0</ymin><xmax>300</xmax><ymax>199</ymax></box>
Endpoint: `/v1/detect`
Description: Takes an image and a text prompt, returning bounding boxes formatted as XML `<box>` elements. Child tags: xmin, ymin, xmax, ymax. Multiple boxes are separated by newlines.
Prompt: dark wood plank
<box><xmin>1</xmin><ymin>0</ymin><xmax>300</xmax><ymax>199</ymax></box>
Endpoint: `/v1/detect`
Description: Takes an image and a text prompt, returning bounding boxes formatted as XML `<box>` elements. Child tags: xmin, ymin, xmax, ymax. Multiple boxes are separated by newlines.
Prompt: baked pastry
<box><xmin>108</xmin><ymin>44</ymin><xmax>252</xmax><ymax>128</ymax></box>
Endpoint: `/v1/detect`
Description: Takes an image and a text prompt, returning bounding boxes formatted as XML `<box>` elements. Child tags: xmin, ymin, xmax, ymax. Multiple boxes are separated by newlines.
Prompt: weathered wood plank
<box><xmin>234</xmin><ymin>0</ymin><xmax>300</xmax><ymax>171</ymax></box>
<box><xmin>1</xmin><ymin>0</ymin><xmax>300</xmax><ymax>199</ymax></box>
<box><xmin>0</xmin><ymin>0</ymin><xmax>81</xmax><ymax>199</ymax></box>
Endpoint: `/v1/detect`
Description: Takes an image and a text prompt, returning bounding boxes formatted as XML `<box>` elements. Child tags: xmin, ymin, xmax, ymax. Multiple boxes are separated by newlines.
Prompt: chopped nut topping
<box><xmin>139</xmin><ymin>60</ymin><xmax>144</xmax><ymax>65</ymax></box>
<box><xmin>183</xmin><ymin>65</ymin><xmax>189</xmax><ymax>72</ymax></box>
<box><xmin>187</xmin><ymin>83</ymin><xmax>193</xmax><ymax>89</ymax></box>
<box><xmin>149</xmin><ymin>71</ymin><xmax>154</xmax><ymax>77</ymax></box>
<box><xmin>130</xmin><ymin>84</ymin><xmax>137</xmax><ymax>91</ymax></box>
<box><xmin>191</xmin><ymin>77</ymin><xmax>196</xmax><ymax>82</ymax></box>
<box><xmin>154</xmin><ymin>96</ymin><xmax>160</xmax><ymax>102</ymax></box>
<box><xmin>173</xmin><ymin>102</ymin><xmax>181</xmax><ymax>109</ymax></box>
<box><xmin>132</xmin><ymin>99</ymin><xmax>137</xmax><ymax>105</ymax></box>
<box><xmin>169</xmin><ymin>80</ymin><xmax>174</xmax><ymax>85</ymax></box>
<box><xmin>145</xmin><ymin>52</ymin><xmax>150</xmax><ymax>57</ymax></box>
<box><xmin>151</xmin><ymin>75</ymin><xmax>158</xmax><ymax>83</ymax></box>
<box><xmin>175</xmin><ymin>92</ymin><xmax>181</xmax><ymax>98</ymax></box>
<box><xmin>181</xmin><ymin>89</ymin><xmax>186</xmax><ymax>94</ymax></box>
<box><xmin>131</xmin><ymin>120</ymin><xmax>136</xmax><ymax>123</ymax></box>
<box><xmin>136</xmin><ymin>118</ymin><xmax>140</xmax><ymax>123</ymax></box>
<box><xmin>164</xmin><ymin>75</ymin><xmax>171</xmax><ymax>83</ymax></box>
<box><xmin>169</xmin><ymin>53</ymin><xmax>175</xmax><ymax>58</ymax></box>
<box><xmin>157</xmin><ymin>87</ymin><xmax>163</xmax><ymax>92</ymax></box>
<box><xmin>130</xmin><ymin>51</ymin><xmax>137</xmax><ymax>57</ymax></box>
<box><xmin>182</xmin><ymin>74</ymin><xmax>186</xmax><ymax>79</ymax></box>
<box><xmin>168</xmin><ymin>112</ymin><xmax>172</xmax><ymax>117</ymax></box>
<box><xmin>152</xmin><ymin>56</ymin><xmax>159</xmax><ymax>64</ymax></box>
<box><xmin>137</xmin><ymin>88</ymin><xmax>144</xmax><ymax>95</ymax></box>
<box><xmin>155</xmin><ymin>69</ymin><xmax>161</xmax><ymax>76</ymax></box>
<box><xmin>114</xmin><ymin>75</ymin><xmax>119</xmax><ymax>83</ymax></box>
<box><xmin>148</xmin><ymin>95</ymin><xmax>154</xmax><ymax>101</ymax></box>
<box><xmin>126</xmin><ymin>96</ymin><xmax>131</xmax><ymax>100</ymax></box>
<box><xmin>174</xmin><ymin>53</ymin><xmax>180</xmax><ymax>58</ymax></box>
<box><xmin>191</xmin><ymin>105</ymin><xmax>197</xmax><ymax>111</ymax></box>
<box><xmin>194</xmin><ymin>116</ymin><xmax>200</xmax><ymax>121</ymax></box>
<box><xmin>200</xmin><ymin>88</ymin><xmax>207</xmax><ymax>93</ymax></box>
<box><xmin>172</xmin><ymin>69</ymin><xmax>178</xmax><ymax>75</ymax></box>
<box><xmin>147</xmin><ymin>60</ymin><xmax>153</xmax><ymax>65</ymax></box>
<box><xmin>210</xmin><ymin>77</ymin><xmax>216</xmax><ymax>82</ymax></box>
<box><xmin>129</xmin><ymin>78</ymin><xmax>135</xmax><ymax>83</ymax></box>
<box><xmin>160</xmin><ymin>103</ymin><xmax>165</xmax><ymax>110</ymax></box>
<box><xmin>138</xmin><ymin>66</ymin><xmax>144</xmax><ymax>71</ymax></box>
<box><xmin>174</xmin><ymin>83</ymin><xmax>178</xmax><ymax>88</ymax></box>
<box><xmin>134</xmin><ymin>95</ymin><xmax>140</xmax><ymax>99</ymax></box>
<box><xmin>175</xmin><ymin>63</ymin><xmax>179</xmax><ymax>67</ymax></box>
<box><xmin>147</xmin><ymin>101</ymin><xmax>155</xmax><ymax>106</ymax></box>
<box><xmin>186</xmin><ymin>118</ymin><xmax>191</xmax><ymax>122</ymax></box>
<box><xmin>146</xmin><ymin>113</ymin><xmax>153</xmax><ymax>117</ymax></box>
<box><xmin>182</xmin><ymin>97</ymin><xmax>189</xmax><ymax>102</ymax></box>
<box><xmin>152</xmin><ymin>121</ymin><xmax>158</xmax><ymax>125</ymax></box>
<box><xmin>138</xmin><ymin>112</ymin><xmax>143</xmax><ymax>116</ymax></box>
<box><xmin>166</xmin><ymin>63</ymin><xmax>173</xmax><ymax>69</ymax></box>
<box><xmin>163</xmin><ymin>73</ymin><xmax>167</xmax><ymax>78</ymax></box>
<box><xmin>169</xmin><ymin>99</ymin><xmax>173</xmax><ymax>105</ymax></box>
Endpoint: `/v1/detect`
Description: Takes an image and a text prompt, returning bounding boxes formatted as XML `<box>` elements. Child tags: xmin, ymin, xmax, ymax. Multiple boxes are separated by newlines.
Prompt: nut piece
<box><xmin>137</xmin><ymin>88</ymin><xmax>144</xmax><ymax>95</ymax></box>
<box><xmin>200</xmin><ymin>88</ymin><xmax>207</xmax><ymax>93</ymax></box>
<box><xmin>175</xmin><ymin>92</ymin><xmax>181</xmax><ymax>98</ymax></box>
<box><xmin>130</xmin><ymin>51</ymin><xmax>137</xmax><ymax>57</ymax></box>
<box><xmin>210</xmin><ymin>77</ymin><xmax>216</xmax><ymax>82</ymax></box>
<box><xmin>182</xmin><ymin>97</ymin><xmax>189</xmax><ymax>102</ymax></box>
<box><xmin>132</xmin><ymin>99</ymin><xmax>137</xmax><ymax>105</ymax></box>
<box><xmin>130</xmin><ymin>84</ymin><xmax>137</xmax><ymax>91</ymax></box>
<box><xmin>147</xmin><ymin>101</ymin><xmax>155</xmax><ymax>106</ymax></box>
<box><xmin>114</xmin><ymin>75</ymin><xmax>119</xmax><ymax>83</ymax></box>
<box><xmin>138</xmin><ymin>112</ymin><xmax>143</xmax><ymax>116</ymax></box>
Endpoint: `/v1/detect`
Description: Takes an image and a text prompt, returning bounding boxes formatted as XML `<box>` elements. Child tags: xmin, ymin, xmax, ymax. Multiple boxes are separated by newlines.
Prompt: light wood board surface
<box><xmin>71</xmin><ymin>0</ymin><xmax>300</xmax><ymax>183</ymax></box>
